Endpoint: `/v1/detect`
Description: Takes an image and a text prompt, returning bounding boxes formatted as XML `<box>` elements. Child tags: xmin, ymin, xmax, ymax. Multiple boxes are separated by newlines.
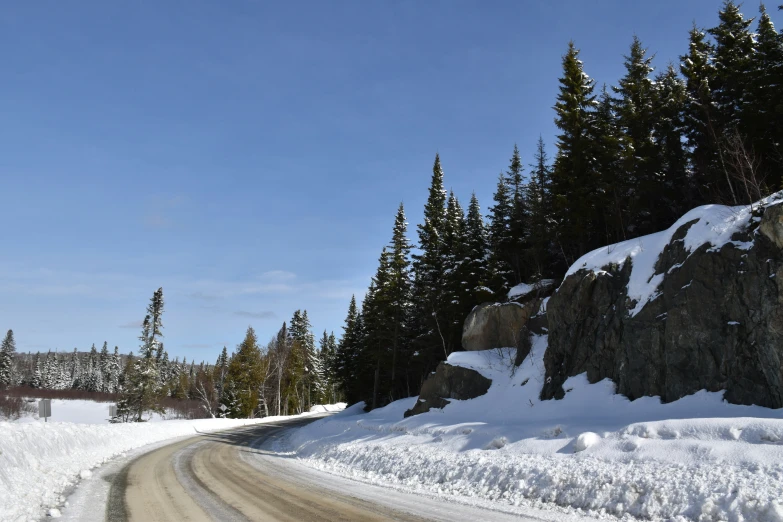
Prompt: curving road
<box><xmin>102</xmin><ymin>416</ymin><xmax>588</xmax><ymax>522</ymax></box>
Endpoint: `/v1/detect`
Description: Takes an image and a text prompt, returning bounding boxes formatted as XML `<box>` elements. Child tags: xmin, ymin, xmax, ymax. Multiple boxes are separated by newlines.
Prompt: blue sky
<box><xmin>1</xmin><ymin>1</ymin><xmax>777</xmax><ymax>362</ymax></box>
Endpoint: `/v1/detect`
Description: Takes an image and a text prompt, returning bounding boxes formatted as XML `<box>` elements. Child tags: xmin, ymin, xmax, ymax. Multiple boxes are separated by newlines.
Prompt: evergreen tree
<box><xmin>680</xmin><ymin>24</ymin><xmax>723</xmax><ymax>203</ymax></box>
<box><xmin>505</xmin><ymin>145</ymin><xmax>528</xmax><ymax>284</ymax></box>
<box><xmin>85</xmin><ymin>344</ymin><xmax>103</xmax><ymax>392</ymax></box>
<box><xmin>31</xmin><ymin>353</ymin><xmax>42</xmax><ymax>388</ymax></box>
<box><xmin>749</xmin><ymin>4</ymin><xmax>783</xmax><ymax>189</ymax></box>
<box><xmin>410</xmin><ymin>154</ymin><xmax>450</xmax><ymax>382</ymax></box>
<box><xmin>225</xmin><ymin>327</ymin><xmax>264</xmax><ymax>417</ymax></box>
<box><xmin>99</xmin><ymin>342</ymin><xmax>111</xmax><ymax>393</ymax></box>
<box><xmin>214</xmin><ymin>346</ymin><xmax>229</xmax><ymax>401</ymax></box>
<box><xmin>117</xmin><ymin>288</ymin><xmax>166</xmax><ymax>421</ymax></box>
<box><xmin>654</xmin><ymin>64</ymin><xmax>691</xmax><ymax>221</ymax></box>
<box><xmin>709</xmin><ymin>1</ymin><xmax>755</xmax><ymax>133</ymax></box>
<box><xmin>613</xmin><ymin>36</ymin><xmax>661</xmax><ymax>236</ymax></box>
<box><xmin>335</xmin><ymin>295</ymin><xmax>361</xmax><ymax>404</ymax></box>
<box><xmin>0</xmin><ymin>329</ymin><xmax>16</xmax><ymax>388</ymax></box>
<box><xmin>69</xmin><ymin>348</ymin><xmax>82</xmax><ymax>389</ymax></box>
<box><xmin>526</xmin><ymin>137</ymin><xmax>554</xmax><ymax>276</ymax></box>
<box><xmin>551</xmin><ymin>41</ymin><xmax>600</xmax><ymax>269</ymax></box>
<box><xmin>461</xmin><ymin>193</ymin><xmax>492</xmax><ymax>302</ymax></box>
<box><xmin>487</xmin><ymin>172</ymin><xmax>514</xmax><ymax>295</ymax></box>
<box><xmin>108</xmin><ymin>346</ymin><xmax>121</xmax><ymax>393</ymax></box>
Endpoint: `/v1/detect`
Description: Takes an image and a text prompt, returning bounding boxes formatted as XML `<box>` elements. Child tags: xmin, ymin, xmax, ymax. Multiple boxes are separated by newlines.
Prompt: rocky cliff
<box><xmin>542</xmin><ymin>195</ymin><xmax>783</xmax><ymax>408</ymax></box>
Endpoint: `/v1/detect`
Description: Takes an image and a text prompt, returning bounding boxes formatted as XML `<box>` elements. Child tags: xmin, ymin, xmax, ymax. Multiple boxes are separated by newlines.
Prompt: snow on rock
<box><xmin>508</xmin><ymin>279</ymin><xmax>556</xmax><ymax>300</ymax></box>
<box><xmin>0</xmin><ymin>407</ymin><xmax>343</xmax><ymax>522</ymax></box>
<box><xmin>564</xmin><ymin>195</ymin><xmax>782</xmax><ymax>316</ymax></box>
<box><xmin>286</xmin><ymin>336</ymin><xmax>783</xmax><ymax>521</ymax></box>
<box><xmin>48</xmin><ymin>508</ymin><xmax>62</xmax><ymax>518</ymax></box>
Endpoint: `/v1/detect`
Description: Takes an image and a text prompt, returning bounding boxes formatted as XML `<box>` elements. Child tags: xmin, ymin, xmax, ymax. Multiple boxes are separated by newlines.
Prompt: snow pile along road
<box><xmin>287</xmin><ymin>338</ymin><xmax>783</xmax><ymax>521</ymax></box>
<box><xmin>0</xmin><ymin>407</ymin><xmax>344</xmax><ymax>522</ymax></box>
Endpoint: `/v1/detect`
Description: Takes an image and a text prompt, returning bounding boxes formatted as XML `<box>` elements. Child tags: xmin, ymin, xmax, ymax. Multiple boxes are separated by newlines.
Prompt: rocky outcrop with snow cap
<box><xmin>543</xmin><ymin>193</ymin><xmax>783</xmax><ymax>408</ymax></box>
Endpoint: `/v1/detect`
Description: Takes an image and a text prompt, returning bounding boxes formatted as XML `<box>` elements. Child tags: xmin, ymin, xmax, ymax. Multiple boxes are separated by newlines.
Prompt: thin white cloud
<box><xmin>234</xmin><ymin>310</ymin><xmax>276</xmax><ymax>319</ymax></box>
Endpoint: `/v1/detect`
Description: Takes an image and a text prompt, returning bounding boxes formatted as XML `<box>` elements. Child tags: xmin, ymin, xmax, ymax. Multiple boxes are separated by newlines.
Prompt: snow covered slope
<box><xmin>288</xmin><ymin>337</ymin><xmax>783</xmax><ymax>521</ymax></box>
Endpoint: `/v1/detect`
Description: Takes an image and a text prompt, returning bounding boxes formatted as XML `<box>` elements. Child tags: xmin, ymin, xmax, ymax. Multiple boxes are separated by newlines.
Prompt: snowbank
<box><xmin>310</xmin><ymin>403</ymin><xmax>347</xmax><ymax>413</ymax></box>
<box><xmin>565</xmin><ymin>195</ymin><xmax>782</xmax><ymax>317</ymax></box>
<box><xmin>507</xmin><ymin>279</ymin><xmax>555</xmax><ymax>300</ymax></box>
<box><xmin>287</xmin><ymin>337</ymin><xmax>783</xmax><ymax>521</ymax></box>
<box><xmin>0</xmin><ymin>404</ymin><xmax>345</xmax><ymax>522</ymax></box>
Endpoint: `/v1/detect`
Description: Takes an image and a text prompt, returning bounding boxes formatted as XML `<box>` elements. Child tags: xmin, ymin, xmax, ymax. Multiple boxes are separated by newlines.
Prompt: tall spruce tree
<box><xmin>654</xmin><ymin>64</ymin><xmax>691</xmax><ymax>221</ymax></box>
<box><xmin>117</xmin><ymin>288</ymin><xmax>165</xmax><ymax>421</ymax></box>
<box><xmin>681</xmin><ymin>24</ymin><xmax>723</xmax><ymax>204</ymax></box>
<box><xmin>551</xmin><ymin>41</ymin><xmax>600</xmax><ymax>269</ymax></box>
<box><xmin>526</xmin><ymin>137</ymin><xmax>554</xmax><ymax>276</ymax></box>
<box><xmin>336</xmin><ymin>295</ymin><xmax>362</xmax><ymax>405</ymax></box>
<box><xmin>505</xmin><ymin>145</ymin><xmax>528</xmax><ymax>285</ymax></box>
<box><xmin>487</xmin><ymin>172</ymin><xmax>514</xmax><ymax>295</ymax></box>
<box><xmin>462</xmin><ymin>193</ymin><xmax>492</xmax><ymax>302</ymax></box>
<box><xmin>410</xmin><ymin>154</ymin><xmax>450</xmax><ymax>383</ymax></box>
<box><xmin>225</xmin><ymin>326</ymin><xmax>264</xmax><ymax>417</ymax></box>
<box><xmin>613</xmin><ymin>36</ymin><xmax>661</xmax><ymax>236</ymax></box>
<box><xmin>0</xmin><ymin>330</ymin><xmax>15</xmax><ymax>388</ymax></box>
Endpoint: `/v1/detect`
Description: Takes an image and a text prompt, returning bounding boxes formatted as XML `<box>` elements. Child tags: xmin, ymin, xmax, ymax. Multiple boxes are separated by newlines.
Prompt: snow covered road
<box><xmin>69</xmin><ymin>415</ymin><xmax>594</xmax><ymax>522</ymax></box>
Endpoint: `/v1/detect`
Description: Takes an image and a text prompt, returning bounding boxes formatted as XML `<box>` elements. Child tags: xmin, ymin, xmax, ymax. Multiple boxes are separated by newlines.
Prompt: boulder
<box><xmin>404</xmin><ymin>363</ymin><xmax>492</xmax><ymax>417</ymax></box>
<box><xmin>462</xmin><ymin>301</ymin><xmax>540</xmax><ymax>351</ymax></box>
<box><xmin>542</xmin><ymin>202</ymin><xmax>783</xmax><ymax>408</ymax></box>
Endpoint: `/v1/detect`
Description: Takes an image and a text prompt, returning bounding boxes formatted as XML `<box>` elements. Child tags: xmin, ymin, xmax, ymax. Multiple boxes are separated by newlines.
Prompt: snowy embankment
<box><xmin>287</xmin><ymin>339</ymin><xmax>783</xmax><ymax>521</ymax></box>
<box><xmin>0</xmin><ymin>403</ymin><xmax>345</xmax><ymax>522</ymax></box>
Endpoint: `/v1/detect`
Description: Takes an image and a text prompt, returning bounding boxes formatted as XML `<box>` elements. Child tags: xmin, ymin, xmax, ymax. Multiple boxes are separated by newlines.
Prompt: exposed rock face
<box><xmin>404</xmin><ymin>363</ymin><xmax>492</xmax><ymax>417</ymax></box>
<box><xmin>462</xmin><ymin>301</ymin><xmax>540</xmax><ymax>351</ymax></box>
<box><xmin>543</xmin><ymin>202</ymin><xmax>783</xmax><ymax>408</ymax></box>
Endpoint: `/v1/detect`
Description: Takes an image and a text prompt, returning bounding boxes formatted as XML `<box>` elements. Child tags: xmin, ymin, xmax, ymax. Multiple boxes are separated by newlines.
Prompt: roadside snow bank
<box><xmin>0</xmin><ymin>405</ymin><xmax>345</xmax><ymax>522</ymax></box>
<box><xmin>287</xmin><ymin>338</ymin><xmax>783</xmax><ymax>521</ymax></box>
<box><xmin>310</xmin><ymin>403</ymin><xmax>347</xmax><ymax>413</ymax></box>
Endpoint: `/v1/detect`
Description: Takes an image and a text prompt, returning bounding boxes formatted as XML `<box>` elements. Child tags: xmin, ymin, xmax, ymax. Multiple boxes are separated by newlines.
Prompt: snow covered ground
<box><xmin>287</xmin><ymin>338</ymin><xmax>783</xmax><ymax>521</ymax></box>
<box><xmin>0</xmin><ymin>404</ymin><xmax>345</xmax><ymax>521</ymax></box>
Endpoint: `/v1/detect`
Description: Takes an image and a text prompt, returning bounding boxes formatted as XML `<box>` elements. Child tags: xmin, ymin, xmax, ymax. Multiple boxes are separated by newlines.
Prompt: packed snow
<box><xmin>0</xmin><ymin>405</ymin><xmax>345</xmax><ymax>522</ymax></box>
<box><xmin>565</xmin><ymin>195</ymin><xmax>782</xmax><ymax>317</ymax></box>
<box><xmin>286</xmin><ymin>337</ymin><xmax>783</xmax><ymax>521</ymax></box>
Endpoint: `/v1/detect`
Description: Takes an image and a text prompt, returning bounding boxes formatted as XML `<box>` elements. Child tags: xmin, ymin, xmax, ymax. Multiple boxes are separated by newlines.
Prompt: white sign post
<box><xmin>109</xmin><ymin>404</ymin><xmax>117</xmax><ymax>419</ymax></box>
<box><xmin>38</xmin><ymin>399</ymin><xmax>51</xmax><ymax>423</ymax></box>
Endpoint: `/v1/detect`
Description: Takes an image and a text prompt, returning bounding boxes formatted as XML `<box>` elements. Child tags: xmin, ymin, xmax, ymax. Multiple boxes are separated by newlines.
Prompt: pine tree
<box><xmin>117</xmin><ymin>288</ymin><xmax>166</xmax><ymax>421</ymax></box>
<box><xmin>225</xmin><ymin>327</ymin><xmax>264</xmax><ymax>417</ymax></box>
<box><xmin>749</xmin><ymin>4</ymin><xmax>783</xmax><ymax>189</ymax></box>
<box><xmin>410</xmin><ymin>154</ymin><xmax>450</xmax><ymax>382</ymax></box>
<box><xmin>613</xmin><ymin>36</ymin><xmax>661</xmax><ymax>236</ymax></box>
<box><xmin>487</xmin><ymin>172</ymin><xmax>513</xmax><ymax>295</ymax></box>
<box><xmin>300</xmin><ymin>310</ymin><xmax>324</xmax><ymax>409</ymax></box>
<box><xmin>108</xmin><ymin>346</ymin><xmax>121</xmax><ymax>393</ymax></box>
<box><xmin>681</xmin><ymin>24</ymin><xmax>721</xmax><ymax>204</ymax></box>
<box><xmin>214</xmin><ymin>346</ymin><xmax>229</xmax><ymax>401</ymax></box>
<box><xmin>551</xmin><ymin>41</ymin><xmax>600</xmax><ymax>269</ymax></box>
<box><xmin>505</xmin><ymin>145</ymin><xmax>528</xmax><ymax>285</ymax></box>
<box><xmin>654</xmin><ymin>64</ymin><xmax>691</xmax><ymax>221</ymax></box>
<box><xmin>31</xmin><ymin>352</ymin><xmax>42</xmax><ymax>388</ymax></box>
<box><xmin>99</xmin><ymin>342</ymin><xmax>111</xmax><ymax>393</ymax></box>
<box><xmin>69</xmin><ymin>348</ymin><xmax>82</xmax><ymax>389</ymax></box>
<box><xmin>526</xmin><ymin>137</ymin><xmax>554</xmax><ymax>276</ymax></box>
<box><xmin>709</xmin><ymin>1</ymin><xmax>755</xmax><ymax>133</ymax></box>
<box><xmin>0</xmin><ymin>330</ymin><xmax>16</xmax><ymax>388</ymax></box>
<box><xmin>461</xmin><ymin>193</ymin><xmax>492</xmax><ymax>302</ymax></box>
<box><xmin>336</xmin><ymin>295</ymin><xmax>361</xmax><ymax>404</ymax></box>
<box><xmin>385</xmin><ymin>203</ymin><xmax>414</xmax><ymax>400</ymax></box>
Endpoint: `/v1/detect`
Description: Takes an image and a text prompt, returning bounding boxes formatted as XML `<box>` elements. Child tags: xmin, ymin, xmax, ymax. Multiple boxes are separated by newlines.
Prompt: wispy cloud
<box><xmin>181</xmin><ymin>343</ymin><xmax>213</xmax><ymax>349</ymax></box>
<box><xmin>189</xmin><ymin>291</ymin><xmax>218</xmax><ymax>301</ymax></box>
<box><xmin>234</xmin><ymin>310</ymin><xmax>276</xmax><ymax>319</ymax></box>
<box><xmin>119</xmin><ymin>320</ymin><xmax>142</xmax><ymax>329</ymax></box>
<box><xmin>143</xmin><ymin>194</ymin><xmax>188</xmax><ymax>229</ymax></box>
